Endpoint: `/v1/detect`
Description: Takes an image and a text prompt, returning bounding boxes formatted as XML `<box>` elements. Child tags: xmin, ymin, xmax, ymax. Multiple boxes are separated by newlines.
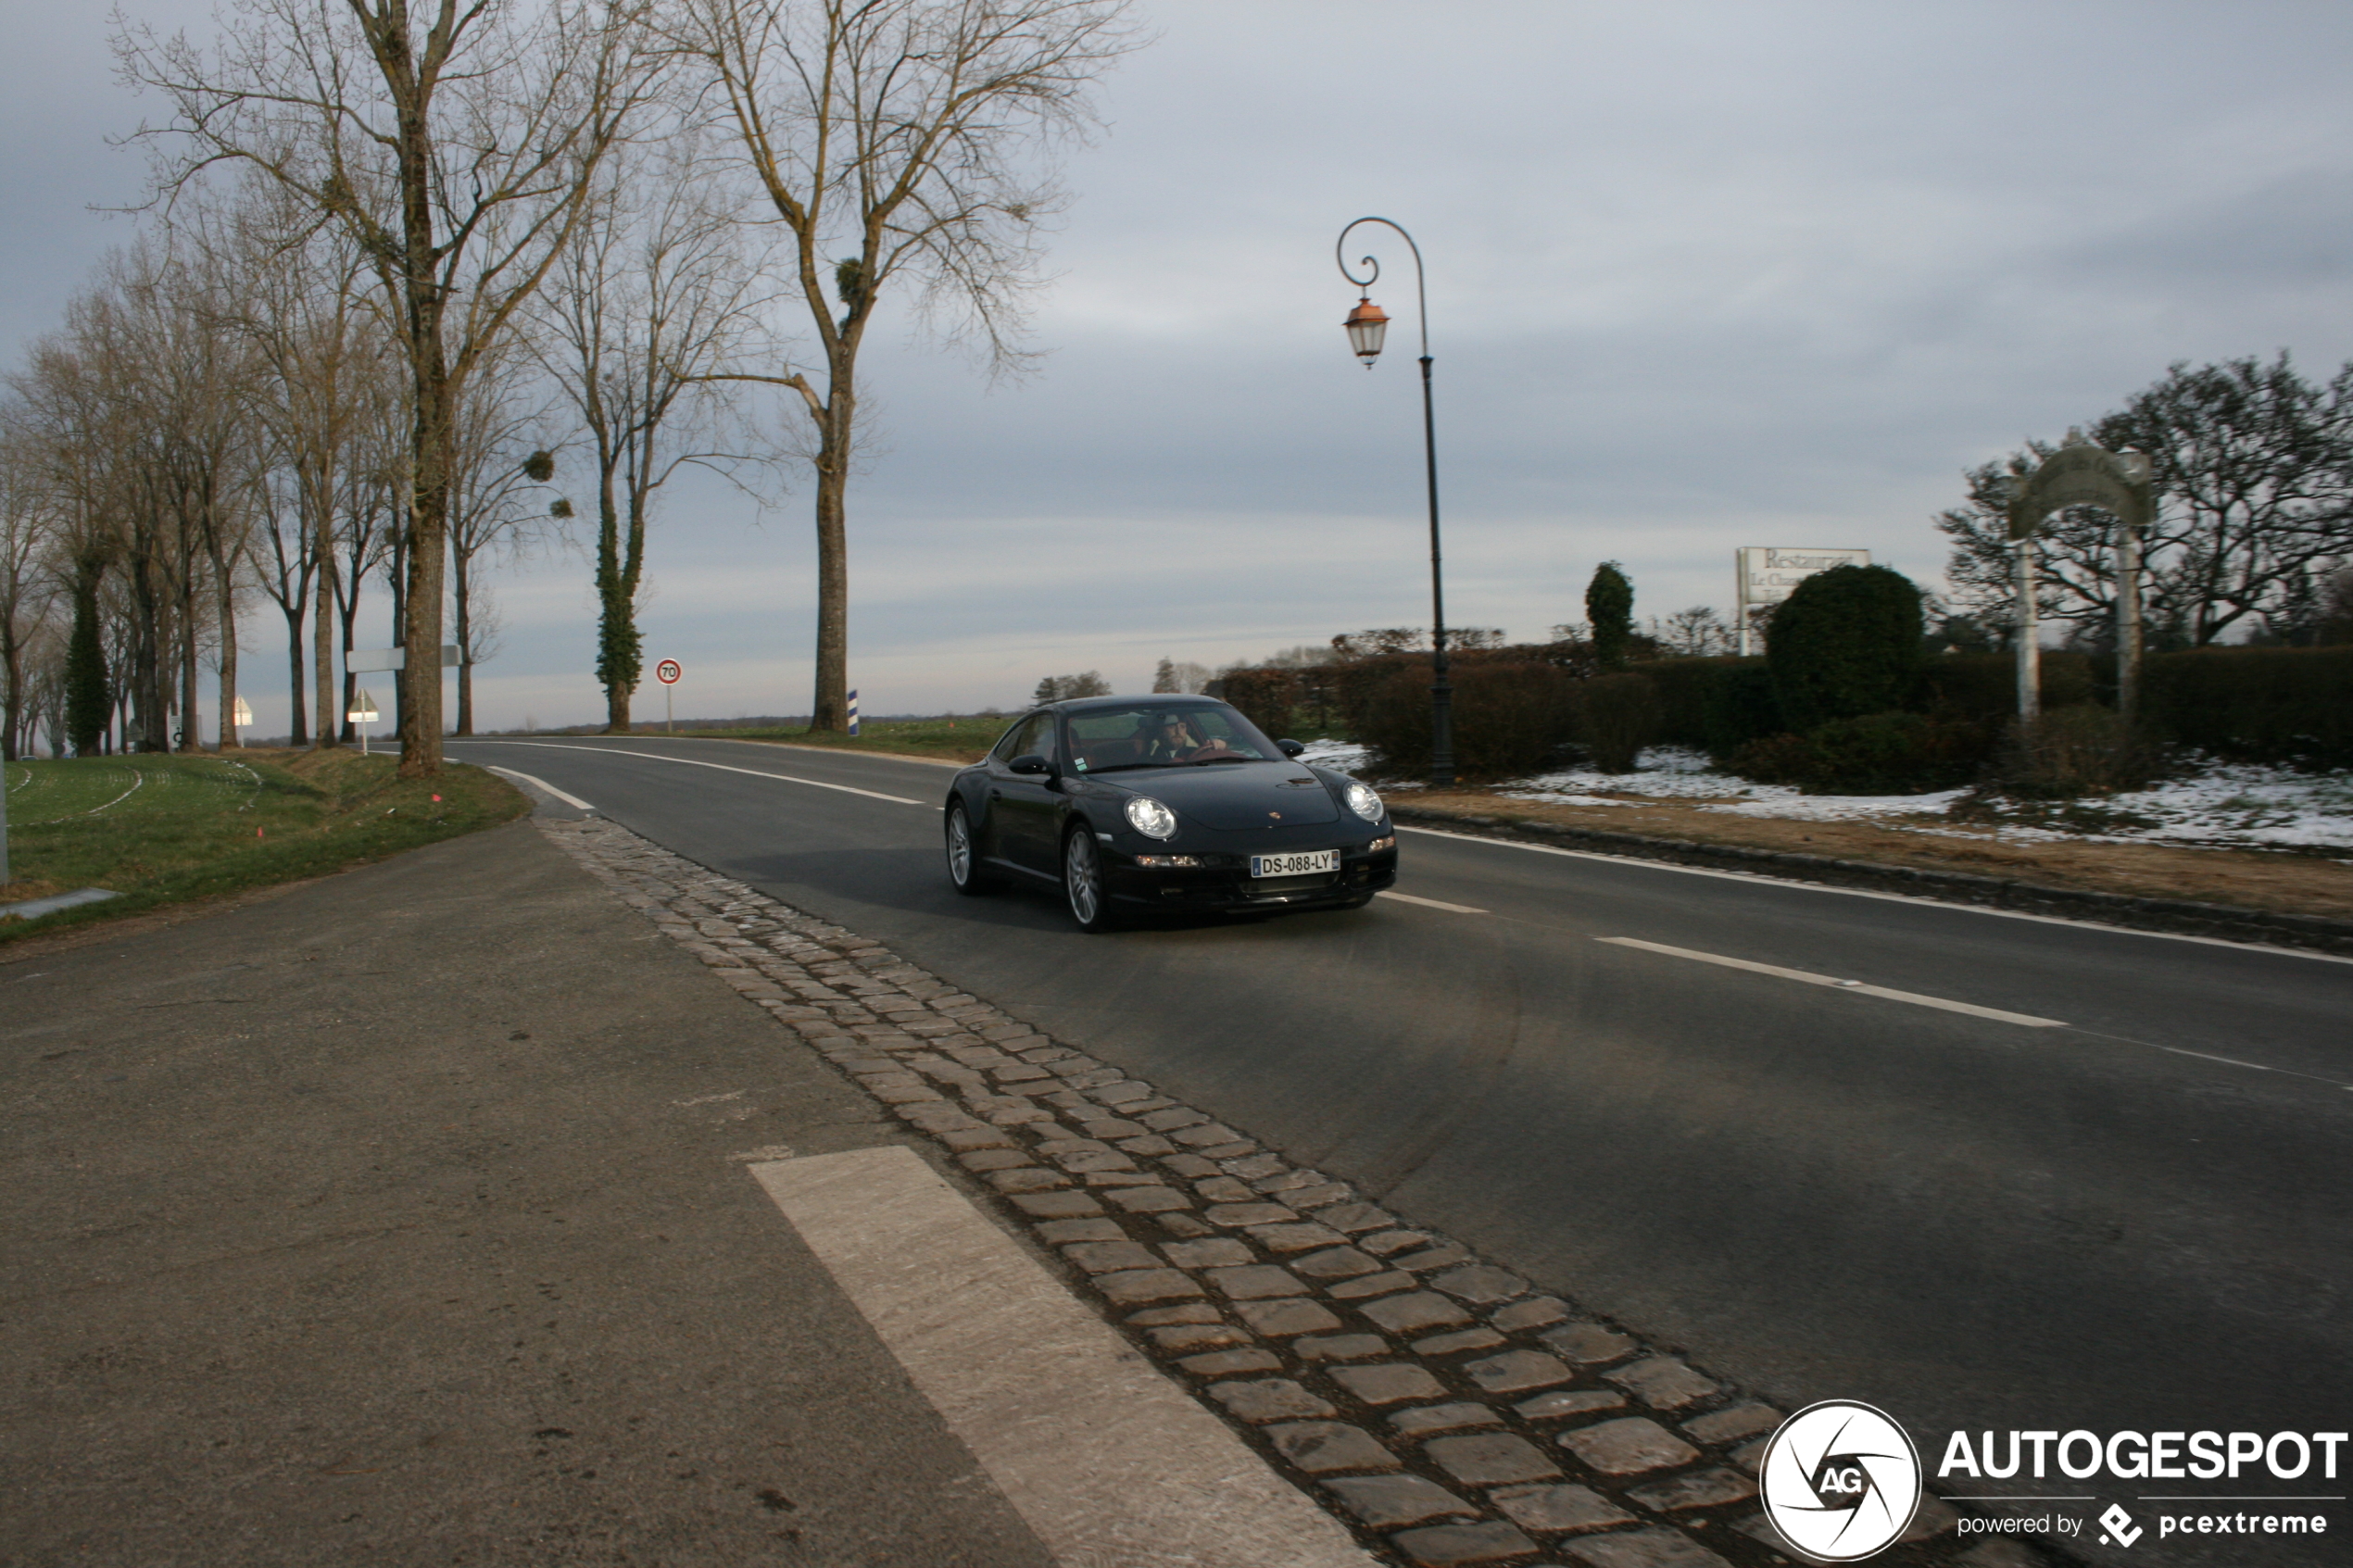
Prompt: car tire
<box><xmin>1062</xmin><ymin>825</ymin><xmax>1120</xmax><ymax>933</ymax></box>
<box><xmin>945</xmin><ymin>800</ymin><xmax>994</xmax><ymax>895</ymax></box>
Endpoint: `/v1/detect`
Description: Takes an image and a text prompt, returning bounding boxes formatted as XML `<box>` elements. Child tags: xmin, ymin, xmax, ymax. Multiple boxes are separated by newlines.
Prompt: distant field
<box><xmin>1</xmin><ymin>748</ymin><xmax>526</xmax><ymax>941</ymax></box>
<box><xmin>683</xmin><ymin>717</ymin><xmax>1002</xmax><ymax>764</ymax></box>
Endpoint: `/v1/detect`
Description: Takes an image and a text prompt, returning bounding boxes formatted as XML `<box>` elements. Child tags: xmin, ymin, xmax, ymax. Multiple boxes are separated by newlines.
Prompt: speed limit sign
<box><xmin>655</xmin><ymin>659</ymin><xmax>682</xmax><ymax>684</ymax></box>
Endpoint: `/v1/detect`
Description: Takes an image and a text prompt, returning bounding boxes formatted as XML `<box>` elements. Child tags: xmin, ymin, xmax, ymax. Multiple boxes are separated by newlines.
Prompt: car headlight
<box><xmin>1124</xmin><ymin>796</ymin><xmax>1178</xmax><ymax>840</ymax></box>
<box><xmin>1344</xmin><ymin>780</ymin><xmax>1384</xmax><ymax>822</ymax></box>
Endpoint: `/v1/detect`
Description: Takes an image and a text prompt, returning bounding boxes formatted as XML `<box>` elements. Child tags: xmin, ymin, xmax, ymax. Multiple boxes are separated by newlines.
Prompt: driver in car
<box><xmin>1140</xmin><ymin>714</ymin><xmax>1202</xmax><ymax>763</ymax></box>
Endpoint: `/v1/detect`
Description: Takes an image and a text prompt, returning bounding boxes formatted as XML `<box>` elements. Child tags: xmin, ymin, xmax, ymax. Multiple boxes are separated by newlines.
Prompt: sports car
<box><xmin>942</xmin><ymin>696</ymin><xmax>1398</xmax><ymax>931</ymax></box>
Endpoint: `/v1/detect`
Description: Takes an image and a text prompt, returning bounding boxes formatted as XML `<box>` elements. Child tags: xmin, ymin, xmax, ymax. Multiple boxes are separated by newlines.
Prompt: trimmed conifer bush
<box><xmin>1767</xmin><ymin>564</ymin><xmax>1925</xmax><ymax>732</ymax></box>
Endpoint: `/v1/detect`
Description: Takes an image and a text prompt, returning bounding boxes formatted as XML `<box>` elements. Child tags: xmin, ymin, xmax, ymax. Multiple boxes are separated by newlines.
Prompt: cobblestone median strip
<box><xmin>541</xmin><ymin>817</ymin><xmax>2004</xmax><ymax>1568</ymax></box>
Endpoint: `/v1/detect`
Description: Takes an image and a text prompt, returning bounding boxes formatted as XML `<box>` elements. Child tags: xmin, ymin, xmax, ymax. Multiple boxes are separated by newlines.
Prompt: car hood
<box><xmin>1114</xmin><ymin>764</ymin><xmax>1342</xmax><ymax>831</ymax></box>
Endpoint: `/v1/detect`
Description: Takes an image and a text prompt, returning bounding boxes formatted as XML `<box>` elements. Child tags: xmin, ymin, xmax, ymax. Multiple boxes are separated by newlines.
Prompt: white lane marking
<box><xmin>1377</xmin><ymin>890</ymin><xmax>1490</xmax><ymax>915</ymax></box>
<box><xmin>483</xmin><ymin>765</ymin><xmax>596</xmax><ymax>812</ymax></box>
<box><xmin>1596</xmin><ymin>935</ymin><xmax>2069</xmax><ymax>1028</ymax></box>
<box><xmin>1397</xmin><ymin>823</ymin><xmax>2353</xmax><ymax>967</ymax></box>
<box><xmin>749</xmin><ymin>1146</ymin><xmax>1376</xmax><ymax>1568</ymax></box>
<box><xmin>467</xmin><ymin>741</ymin><xmax>925</xmax><ymax>807</ymax></box>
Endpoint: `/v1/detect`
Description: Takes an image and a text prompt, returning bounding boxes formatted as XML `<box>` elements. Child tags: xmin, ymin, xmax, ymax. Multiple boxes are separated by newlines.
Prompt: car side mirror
<box><xmin>1277</xmin><ymin>738</ymin><xmax>1306</xmax><ymax>759</ymax></box>
<box><xmin>1008</xmin><ymin>753</ymin><xmax>1054</xmax><ymax>777</ymax></box>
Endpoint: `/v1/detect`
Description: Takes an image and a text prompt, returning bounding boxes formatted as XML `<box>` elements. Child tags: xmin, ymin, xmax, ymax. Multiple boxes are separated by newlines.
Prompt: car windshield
<box><xmin>1065</xmin><ymin>703</ymin><xmax>1283</xmax><ymax>774</ymax></box>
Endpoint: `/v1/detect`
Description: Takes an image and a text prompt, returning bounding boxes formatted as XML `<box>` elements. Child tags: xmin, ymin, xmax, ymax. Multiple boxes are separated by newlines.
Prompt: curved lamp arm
<box><xmin>1337</xmin><ymin>216</ymin><xmax>1430</xmax><ymax>359</ymax></box>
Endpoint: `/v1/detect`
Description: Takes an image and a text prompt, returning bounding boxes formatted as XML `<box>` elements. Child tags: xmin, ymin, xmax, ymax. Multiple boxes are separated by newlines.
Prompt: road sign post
<box><xmin>849</xmin><ymin>689</ymin><xmax>860</xmax><ymax>737</ymax></box>
<box><xmin>655</xmin><ymin>659</ymin><xmax>683</xmax><ymax>734</ymax></box>
<box><xmin>347</xmin><ymin>691</ymin><xmax>380</xmax><ymax>755</ymax></box>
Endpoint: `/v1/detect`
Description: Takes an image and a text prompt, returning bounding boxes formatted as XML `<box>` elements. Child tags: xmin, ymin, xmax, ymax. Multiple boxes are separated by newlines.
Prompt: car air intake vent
<box><xmin>1251</xmin><ymin>873</ymin><xmax>1338</xmax><ymax>896</ymax></box>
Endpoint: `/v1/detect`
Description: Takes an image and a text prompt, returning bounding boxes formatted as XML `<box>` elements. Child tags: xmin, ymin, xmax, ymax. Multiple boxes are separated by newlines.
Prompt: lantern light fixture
<box><xmin>1344</xmin><ymin>295</ymin><xmax>1389</xmax><ymax>367</ymax></box>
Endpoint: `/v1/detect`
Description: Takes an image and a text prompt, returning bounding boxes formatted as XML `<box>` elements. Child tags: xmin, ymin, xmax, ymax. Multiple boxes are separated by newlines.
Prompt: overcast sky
<box><xmin>8</xmin><ymin>1</ymin><xmax>2353</xmax><ymax>734</ymax></box>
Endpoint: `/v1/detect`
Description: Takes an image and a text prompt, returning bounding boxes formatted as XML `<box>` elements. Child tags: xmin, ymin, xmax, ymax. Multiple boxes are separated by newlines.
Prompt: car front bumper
<box><xmin>1101</xmin><ymin>839</ymin><xmax>1399</xmax><ymax>913</ymax></box>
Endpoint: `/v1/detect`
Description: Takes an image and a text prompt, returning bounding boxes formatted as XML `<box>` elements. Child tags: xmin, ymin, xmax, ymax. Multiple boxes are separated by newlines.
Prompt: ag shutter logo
<box><xmin>1760</xmin><ymin>1400</ymin><xmax>1924</xmax><ymax>1562</ymax></box>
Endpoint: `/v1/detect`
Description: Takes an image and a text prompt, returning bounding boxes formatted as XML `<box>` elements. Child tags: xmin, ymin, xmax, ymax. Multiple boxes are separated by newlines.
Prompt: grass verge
<box><xmin>1</xmin><ymin>748</ymin><xmax>528</xmax><ymax>944</ymax></box>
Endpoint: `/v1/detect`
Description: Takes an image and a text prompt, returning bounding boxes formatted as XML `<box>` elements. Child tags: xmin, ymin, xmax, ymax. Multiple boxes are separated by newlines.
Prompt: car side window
<box><xmin>992</xmin><ymin>713</ymin><xmax>1043</xmax><ymax>763</ymax></box>
<box><xmin>1027</xmin><ymin>714</ymin><xmax>1060</xmax><ymax>763</ymax></box>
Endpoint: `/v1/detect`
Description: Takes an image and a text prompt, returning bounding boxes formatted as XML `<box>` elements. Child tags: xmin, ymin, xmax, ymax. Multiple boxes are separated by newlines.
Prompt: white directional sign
<box><xmin>1735</xmin><ymin>546</ymin><xmax>1872</xmax><ymax>654</ymax></box>
<box><xmin>347</xmin><ymin>645</ymin><xmax>463</xmax><ymax>673</ymax></box>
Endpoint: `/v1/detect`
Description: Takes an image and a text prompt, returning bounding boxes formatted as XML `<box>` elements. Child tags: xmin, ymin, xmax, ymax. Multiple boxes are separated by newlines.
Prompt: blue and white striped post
<box><xmin>847</xmin><ymin>689</ymin><xmax>860</xmax><ymax>736</ymax></box>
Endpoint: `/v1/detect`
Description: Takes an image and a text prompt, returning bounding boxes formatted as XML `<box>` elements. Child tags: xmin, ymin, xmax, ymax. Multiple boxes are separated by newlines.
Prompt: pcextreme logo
<box><xmin>1758</xmin><ymin>1400</ymin><xmax>1925</xmax><ymax>1562</ymax></box>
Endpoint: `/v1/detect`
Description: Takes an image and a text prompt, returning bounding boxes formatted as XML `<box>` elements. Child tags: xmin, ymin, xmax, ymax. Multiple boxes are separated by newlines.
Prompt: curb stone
<box><xmin>538</xmin><ymin>815</ymin><xmax>2048</xmax><ymax>1568</ymax></box>
<box><xmin>1389</xmin><ymin>805</ymin><xmax>2353</xmax><ymax>958</ymax></box>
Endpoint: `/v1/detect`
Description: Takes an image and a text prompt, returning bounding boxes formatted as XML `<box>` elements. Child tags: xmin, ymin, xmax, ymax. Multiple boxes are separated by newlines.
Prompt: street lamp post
<box><xmin>1338</xmin><ymin>217</ymin><xmax>1454</xmax><ymax>788</ymax></box>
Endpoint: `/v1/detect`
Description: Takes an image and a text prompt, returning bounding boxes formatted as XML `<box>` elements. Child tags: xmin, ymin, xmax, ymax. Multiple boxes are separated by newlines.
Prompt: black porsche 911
<box><xmin>943</xmin><ymin>696</ymin><xmax>1398</xmax><ymax>931</ymax></box>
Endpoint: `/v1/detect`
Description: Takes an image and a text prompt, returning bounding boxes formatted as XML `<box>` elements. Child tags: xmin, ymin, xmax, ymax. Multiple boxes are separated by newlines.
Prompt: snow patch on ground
<box><xmin>1491</xmin><ymin>746</ymin><xmax>2353</xmax><ymax>853</ymax></box>
<box><xmin>1297</xmin><ymin>739</ymin><xmax>1372</xmax><ymax>773</ymax></box>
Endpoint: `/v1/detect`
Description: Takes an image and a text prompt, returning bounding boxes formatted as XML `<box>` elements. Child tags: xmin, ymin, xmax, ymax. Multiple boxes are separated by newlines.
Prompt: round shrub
<box><xmin>1767</xmin><ymin>564</ymin><xmax>1925</xmax><ymax>732</ymax></box>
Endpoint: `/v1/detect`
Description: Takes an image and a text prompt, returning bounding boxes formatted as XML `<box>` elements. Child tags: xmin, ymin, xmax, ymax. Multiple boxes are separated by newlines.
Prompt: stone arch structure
<box><xmin>2004</xmin><ymin>433</ymin><xmax>2156</xmax><ymax>721</ymax></box>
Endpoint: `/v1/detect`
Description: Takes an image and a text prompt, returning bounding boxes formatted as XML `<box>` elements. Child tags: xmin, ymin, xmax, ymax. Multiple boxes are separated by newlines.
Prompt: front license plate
<box><xmin>1251</xmin><ymin>848</ymin><xmax>1340</xmax><ymax>878</ymax></box>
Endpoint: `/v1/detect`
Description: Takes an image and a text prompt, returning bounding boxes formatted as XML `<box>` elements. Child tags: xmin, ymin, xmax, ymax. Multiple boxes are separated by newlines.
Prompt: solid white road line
<box><xmin>482</xmin><ymin>765</ymin><xmax>597</xmax><ymax>813</ymax></box>
<box><xmin>1397</xmin><ymin>823</ymin><xmax>2353</xmax><ymax>967</ymax></box>
<box><xmin>1376</xmin><ymin>890</ymin><xmax>1490</xmax><ymax>915</ymax></box>
<box><xmin>749</xmin><ymin>1147</ymin><xmax>1375</xmax><ymax>1568</ymax></box>
<box><xmin>1596</xmin><ymin>935</ymin><xmax>2070</xmax><ymax>1028</ymax></box>
<box><xmin>464</xmin><ymin>740</ymin><xmax>926</xmax><ymax>806</ymax></box>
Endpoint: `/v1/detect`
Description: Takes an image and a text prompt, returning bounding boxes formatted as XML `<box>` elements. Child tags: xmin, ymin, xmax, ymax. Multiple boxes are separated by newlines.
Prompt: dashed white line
<box><xmin>749</xmin><ymin>1146</ymin><xmax>1375</xmax><ymax>1568</ymax></box>
<box><xmin>1396</xmin><ymin>823</ymin><xmax>2353</xmax><ymax>966</ymax></box>
<box><xmin>468</xmin><ymin>741</ymin><xmax>925</xmax><ymax>807</ymax></box>
<box><xmin>1376</xmin><ymin>890</ymin><xmax>1490</xmax><ymax>914</ymax></box>
<box><xmin>1596</xmin><ymin>935</ymin><xmax>2070</xmax><ymax>1028</ymax></box>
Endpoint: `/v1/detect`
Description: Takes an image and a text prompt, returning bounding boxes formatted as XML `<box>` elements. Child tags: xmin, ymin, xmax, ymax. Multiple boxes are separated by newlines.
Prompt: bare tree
<box><xmin>671</xmin><ymin>0</ymin><xmax>1143</xmax><ymax>731</ymax></box>
<box><xmin>443</xmin><ymin>342</ymin><xmax>558</xmax><ymax>734</ymax></box>
<box><xmin>210</xmin><ymin>179</ymin><xmax>386</xmax><ymax>747</ymax></box>
<box><xmin>1648</xmin><ymin>606</ymin><xmax>1734</xmax><ymax>657</ymax></box>
<box><xmin>119</xmin><ymin>0</ymin><xmax>663</xmax><ymax>773</ymax></box>
<box><xmin>528</xmin><ymin>132</ymin><xmax>779</xmax><ymax>733</ymax></box>
<box><xmin>1151</xmin><ymin>657</ymin><xmax>1209</xmax><ymax>694</ymax></box>
<box><xmin>0</xmin><ymin>420</ymin><xmax>61</xmax><ymax>760</ymax></box>
<box><xmin>1940</xmin><ymin>356</ymin><xmax>2353</xmax><ymax>648</ymax></box>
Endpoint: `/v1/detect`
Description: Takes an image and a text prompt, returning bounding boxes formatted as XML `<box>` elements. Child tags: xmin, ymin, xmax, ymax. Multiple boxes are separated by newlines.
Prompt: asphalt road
<box><xmin>454</xmin><ymin>734</ymin><xmax>2353</xmax><ymax>1560</ymax></box>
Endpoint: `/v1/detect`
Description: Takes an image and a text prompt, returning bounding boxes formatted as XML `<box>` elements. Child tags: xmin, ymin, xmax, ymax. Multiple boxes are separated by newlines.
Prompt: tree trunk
<box><xmin>210</xmin><ymin>533</ymin><xmax>241</xmax><ymax>751</ymax></box>
<box><xmin>809</xmin><ymin>392</ymin><xmax>853</xmax><ymax>732</ymax></box>
<box><xmin>452</xmin><ymin>544</ymin><xmax>473</xmax><ymax>736</ymax></box>
<box><xmin>312</xmin><ymin>505</ymin><xmax>338</xmax><ymax>747</ymax></box>
<box><xmin>180</xmin><ymin>589</ymin><xmax>200</xmax><ymax>753</ymax></box>
<box><xmin>399</xmin><ymin>381</ymin><xmax>451</xmax><ymax>774</ymax></box>
<box><xmin>595</xmin><ymin>461</ymin><xmax>637</xmax><ymax>734</ymax></box>
<box><xmin>284</xmin><ymin>597</ymin><xmax>308</xmax><ymax>747</ymax></box>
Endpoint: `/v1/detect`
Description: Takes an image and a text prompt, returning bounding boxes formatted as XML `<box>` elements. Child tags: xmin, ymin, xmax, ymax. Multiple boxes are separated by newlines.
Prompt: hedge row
<box><xmin>2140</xmin><ymin>646</ymin><xmax>2353</xmax><ymax>767</ymax></box>
<box><xmin>1219</xmin><ymin>641</ymin><xmax>2350</xmax><ymax>784</ymax></box>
